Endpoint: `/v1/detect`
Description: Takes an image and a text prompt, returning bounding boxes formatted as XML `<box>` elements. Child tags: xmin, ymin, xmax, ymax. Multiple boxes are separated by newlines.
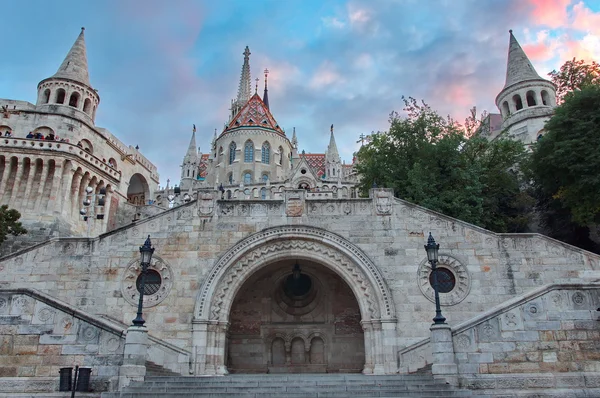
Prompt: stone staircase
<box><xmin>102</xmin><ymin>373</ymin><xmax>478</xmax><ymax>398</ymax></box>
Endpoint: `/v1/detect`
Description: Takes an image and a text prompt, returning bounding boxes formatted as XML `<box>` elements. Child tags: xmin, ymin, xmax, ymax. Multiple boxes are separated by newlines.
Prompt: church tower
<box><xmin>36</xmin><ymin>28</ymin><xmax>100</xmax><ymax>125</ymax></box>
<box><xmin>325</xmin><ymin>125</ymin><xmax>342</xmax><ymax>181</ymax></box>
<box><xmin>495</xmin><ymin>30</ymin><xmax>556</xmax><ymax>144</ymax></box>
<box><xmin>180</xmin><ymin>126</ymin><xmax>200</xmax><ymax>191</ymax></box>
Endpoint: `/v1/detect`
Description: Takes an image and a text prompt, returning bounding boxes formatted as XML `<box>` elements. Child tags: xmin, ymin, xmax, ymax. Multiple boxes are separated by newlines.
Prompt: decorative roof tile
<box><xmin>225</xmin><ymin>94</ymin><xmax>284</xmax><ymax>135</ymax></box>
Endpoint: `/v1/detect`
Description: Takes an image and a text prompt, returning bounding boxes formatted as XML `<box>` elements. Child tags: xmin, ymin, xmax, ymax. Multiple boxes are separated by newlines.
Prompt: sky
<box><xmin>1</xmin><ymin>0</ymin><xmax>599</xmax><ymax>186</ymax></box>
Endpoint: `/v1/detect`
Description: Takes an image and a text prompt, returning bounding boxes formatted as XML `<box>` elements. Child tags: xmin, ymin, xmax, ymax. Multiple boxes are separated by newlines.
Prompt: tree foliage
<box><xmin>549</xmin><ymin>58</ymin><xmax>600</xmax><ymax>102</ymax></box>
<box><xmin>356</xmin><ymin>97</ymin><xmax>533</xmax><ymax>232</ymax></box>
<box><xmin>530</xmin><ymin>85</ymin><xmax>600</xmax><ymax>228</ymax></box>
<box><xmin>0</xmin><ymin>205</ymin><xmax>27</xmax><ymax>246</ymax></box>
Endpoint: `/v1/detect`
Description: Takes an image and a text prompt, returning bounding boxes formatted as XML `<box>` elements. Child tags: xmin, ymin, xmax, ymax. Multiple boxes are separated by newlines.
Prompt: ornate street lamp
<box><xmin>424</xmin><ymin>233</ymin><xmax>446</xmax><ymax>325</ymax></box>
<box><xmin>132</xmin><ymin>235</ymin><xmax>155</xmax><ymax>327</ymax></box>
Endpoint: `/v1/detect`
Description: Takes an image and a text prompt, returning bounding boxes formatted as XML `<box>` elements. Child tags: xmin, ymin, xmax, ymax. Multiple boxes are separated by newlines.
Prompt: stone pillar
<box><xmin>371</xmin><ymin>320</ymin><xmax>385</xmax><ymax>375</ymax></box>
<box><xmin>430</xmin><ymin>324</ymin><xmax>458</xmax><ymax>386</ymax></box>
<box><xmin>215</xmin><ymin>322</ymin><xmax>229</xmax><ymax>375</ymax></box>
<box><xmin>46</xmin><ymin>161</ymin><xmax>63</xmax><ymax>214</ymax></box>
<box><xmin>361</xmin><ymin>320</ymin><xmax>374</xmax><ymax>374</ymax></box>
<box><xmin>8</xmin><ymin>158</ymin><xmax>24</xmax><ymax>207</ymax></box>
<box><xmin>118</xmin><ymin>325</ymin><xmax>148</xmax><ymax>390</ymax></box>
<box><xmin>381</xmin><ymin>318</ymin><xmax>398</xmax><ymax>374</ymax></box>
<box><xmin>192</xmin><ymin>320</ymin><xmax>208</xmax><ymax>375</ymax></box>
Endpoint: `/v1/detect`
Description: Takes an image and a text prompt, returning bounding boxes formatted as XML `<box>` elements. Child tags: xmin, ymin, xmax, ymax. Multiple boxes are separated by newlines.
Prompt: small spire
<box><xmin>255</xmin><ymin>78</ymin><xmax>259</xmax><ymax>94</ymax></box>
<box><xmin>53</xmin><ymin>27</ymin><xmax>91</xmax><ymax>87</ymax></box>
<box><xmin>327</xmin><ymin>124</ymin><xmax>340</xmax><ymax>160</ymax></box>
<box><xmin>292</xmin><ymin>127</ymin><xmax>298</xmax><ymax>148</ymax></box>
<box><xmin>263</xmin><ymin>68</ymin><xmax>270</xmax><ymax>110</ymax></box>
<box><xmin>503</xmin><ymin>30</ymin><xmax>543</xmax><ymax>89</ymax></box>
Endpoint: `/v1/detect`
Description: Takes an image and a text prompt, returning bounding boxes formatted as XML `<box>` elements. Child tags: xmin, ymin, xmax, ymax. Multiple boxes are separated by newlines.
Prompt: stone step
<box><xmin>104</xmin><ymin>393</ymin><xmax>471</xmax><ymax>398</ymax></box>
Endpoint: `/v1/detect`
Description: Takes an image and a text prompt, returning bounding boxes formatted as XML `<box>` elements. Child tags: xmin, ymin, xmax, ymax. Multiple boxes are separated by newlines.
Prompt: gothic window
<box><xmin>262</xmin><ymin>173</ymin><xmax>269</xmax><ymax>183</ymax></box>
<box><xmin>56</xmin><ymin>89</ymin><xmax>66</xmax><ymax>104</ymax></box>
<box><xmin>227</xmin><ymin>172</ymin><xmax>233</xmax><ymax>184</ymax></box>
<box><xmin>541</xmin><ymin>90</ymin><xmax>550</xmax><ymax>106</ymax></box>
<box><xmin>260</xmin><ymin>187</ymin><xmax>267</xmax><ymax>200</ymax></box>
<box><xmin>244</xmin><ymin>172</ymin><xmax>252</xmax><ymax>185</ymax></box>
<box><xmin>278</xmin><ymin>146</ymin><xmax>284</xmax><ymax>165</ymax></box>
<box><xmin>513</xmin><ymin>94</ymin><xmax>523</xmax><ymax>111</ymax></box>
<box><xmin>42</xmin><ymin>89</ymin><xmax>51</xmax><ymax>104</ymax></box>
<box><xmin>526</xmin><ymin>90</ymin><xmax>536</xmax><ymax>106</ymax></box>
<box><xmin>229</xmin><ymin>142</ymin><xmax>236</xmax><ymax>164</ymax></box>
<box><xmin>244</xmin><ymin>140</ymin><xmax>254</xmax><ymax>163</ymax></box>
<box><xmin>261</xmin><ymin>142</ymin><xmax>271</xmax><ymax>164</ymax></box>
<box><xmin>69</xmin><ymin>92</ymin><xmax>80</xmax><ymax>108</ymax></box>
<box><xmin>219</xmin><ymin>147</ymin><xmax>224</xmax><ymax>163</ymax></box>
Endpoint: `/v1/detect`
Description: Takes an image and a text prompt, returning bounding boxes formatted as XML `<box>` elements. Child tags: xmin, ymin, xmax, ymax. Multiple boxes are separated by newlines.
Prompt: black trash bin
<box><xmin>75</xmin><ymin>367</ymin><xmax>92</xmax><ymax>392</ymax></box>
<box><xmin>59</xmin><ymin>367</ymin><xmax>73</xmax><ymax>391</ymax></box>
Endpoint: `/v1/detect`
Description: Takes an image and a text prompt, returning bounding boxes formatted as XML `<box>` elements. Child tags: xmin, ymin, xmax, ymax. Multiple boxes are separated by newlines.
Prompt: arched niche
<box><xmin>127</xmin><ymin>173</ymin><xmax>150</xmax><ymax>205</ymax></box>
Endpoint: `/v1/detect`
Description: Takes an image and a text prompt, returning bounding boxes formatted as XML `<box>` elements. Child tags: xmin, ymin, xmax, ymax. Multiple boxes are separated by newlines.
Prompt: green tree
<box><xmin>530</xmin><ymin>85</ymin><xmax>600</xmax><ymax>228</ymax></box>
<box><xmin>356</xmin><ymin>97</ymin><xmax>532</xmax><ymax>232</ymax></box>
<box><xmin>549</xmin><ymin>58</ymin><xmax>600</xmax><ymax>102</ymax></box>
<box><xmin>0</xmin><ymin>205</ymin><xmax>27</xmax><ymax>246</ymax></box>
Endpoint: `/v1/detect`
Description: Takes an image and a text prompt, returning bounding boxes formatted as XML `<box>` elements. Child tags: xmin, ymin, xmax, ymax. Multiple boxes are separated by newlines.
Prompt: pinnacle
<box><xmin>503</xmin><ymin>30</ymin><xmax>543</xmax><ymax>89</ymax></box>
<box><xmin>52</xmin><ymin>27</ymin><xmax>91</xmax><ymax>87</ymax></box>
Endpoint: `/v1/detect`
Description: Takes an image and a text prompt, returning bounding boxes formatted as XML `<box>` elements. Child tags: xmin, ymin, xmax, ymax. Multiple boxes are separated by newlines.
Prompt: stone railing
<box><xmin>0</xmin><ymin>137</ymin><xmax>122</xmax><ymax>181</ymax></box>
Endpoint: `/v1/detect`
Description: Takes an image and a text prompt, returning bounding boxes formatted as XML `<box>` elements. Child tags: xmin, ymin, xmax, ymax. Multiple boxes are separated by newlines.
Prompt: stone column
<box><xmin>118</xmin><ymin>325</ymin><xmax>148</xmax><ymax>390</ymax></box>
<box><xmin>430</xmin><ymin>324</ymin><xmax>458</xmax><ymax>386</ymax></box>
<box><xmin>381</xmin><ymin>318</ymin><xmax>398</xmax><ymax>374</ymax></box>
<box><xmin>215</xmin><ymin>322</ymin><xmax>229</xmax><ymax>375</ymax></box>
<box><xmin>192</xmin><ymin>320</ymin><xmax>208</xmax><ymax>375</ymax></box>
<box><xmin>46</xmin><ymin>161</ymin><xmax>63</xmax><ymax>214</ymax></box>
<box><xmin>371</xmin><ymin>320</ymin><xmax>385</xmax><ymax>375</ymax></box>
<box><xmin>8</xmin><ymin>157</ymin><xmax>24</xmax><ymax>207</ymax></box>
<box><xmin>21</xmin><ymin>159</ymin><xmax>37</xmax><ymax>211</ymax></box>
<box><xmin>361</xmin><ymin>320</ymin><xmax>374</xmax><ymax>374</ymax></box>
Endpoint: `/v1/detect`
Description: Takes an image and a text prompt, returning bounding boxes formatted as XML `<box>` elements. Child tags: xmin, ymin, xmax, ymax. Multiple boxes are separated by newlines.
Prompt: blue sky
<box><xmin>2</xmin><ymin>0</ymin><xmax>599</xmax><ymax>186</ymax></box>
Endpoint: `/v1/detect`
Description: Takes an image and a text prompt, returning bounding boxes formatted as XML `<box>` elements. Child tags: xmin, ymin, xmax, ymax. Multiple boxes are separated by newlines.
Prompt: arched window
<box><xmin>108</xmin><ymin>158</ymin><xmax>117</xmax><ymax>169</ymax></box>
<box><xmin>541</xmin><ymin>90</ymin><xmax>550</xmax><ymax>106</ymax></box>
<box><xmin>218</xmin><ymin>147</ymin><xmax>223</xmax><ymax>163</ymax></box>
<box><xmin>244</xmin><ymin>140</ymin><xmax>254</xmax><ymax>162</ymax></box>
<box><xmin>228</xmin><ymin>172</ymin><xmax>233</xmax><ymax>184</ymax></box>
<box><xmin>227</xmin><ymin>190</ymin><xmax>232</xmax><ymax>199</ymax></box>
<box><xmin>244</xmin><ymin>172</ymin><xmax>252</xmax><ymax>185</ymax></box>
<box><xmin>526</xmin><ymin>91</ymin><xmax>536</xmax><ymax>107</ymax></box>
<box><xmin>229</xmin><ymin>142</ymin><xmax>237</xmax><ymax>164</ymax></box>
<box><xmin>502</xmin><ymin>101</ymin><xmax>510</xmax><ymax>116</ymax></box>
<box><xmin>261</xmin><ymin>187</ymin><xmax>267</xmax><ymax>200</ymax></box>
<box><xmin>69</xmin><ymin>92</ymin><xmax>80</xmax><ymax>108</ymax></box>
<box><xmin>513</xmin><ymin>94</ymin><xmax>523</xmax><ymax>111</ymax></box>
<box><xmin>42</xmin><ymin>89</ymin><xmax>51</xmax><ymax>104</ymax></box>
<box><xmin>261</xmin><ymin>142</ymin><xmax>271</xmax><ymax>164</ymax></box>
<box><xmin>278</xmin><ymin>146</ymin><xmax>284</xmax><ymax>164</ymax></box>
<box><xmin>83</xmin><ymin>98</ymin><xmax>92</xmax><ymax>114</ymax></box>
<box><xmin>262</xmin><ymin>173</ymin><xmax>269</xmax><ymax>183</ymax></box>
<box><xmin>56</xmin><ymin>89</ymin><xmax>66</xmax><ymax>104</ymax></box>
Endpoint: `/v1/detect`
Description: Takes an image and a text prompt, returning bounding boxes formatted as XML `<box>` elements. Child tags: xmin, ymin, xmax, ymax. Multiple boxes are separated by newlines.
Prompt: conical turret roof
<box><xmin>503</xmin><ymin>30</ymin><xmax>543</xmax><ymax>89</ymax></box>
<box><xmin>52</xmin><ymin>27</ymin><xmax>91</xmax><ymax>87</ymax></box>
<box><xmin>327</xmin><ymin>125</ymin><xmax>340</xmax><ymax>160</ymax></box>
<box><xmin>185</xmin><ymin>130</ymin><xmax>198</xmax><ymax>161</ymax></box>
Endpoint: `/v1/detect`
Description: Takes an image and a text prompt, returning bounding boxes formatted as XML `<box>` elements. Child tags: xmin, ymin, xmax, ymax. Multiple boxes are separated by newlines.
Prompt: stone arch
<box><xmin>512</xmin><ymin>94</ymin><xmax>523</xmax><ymax>110</ymax></box>
<box><xmin>77</xmin><ymin>139</ymin><xmax>93</xmax><ymax>154</ymax></box>
<box><xmin>42</xmin><ymin>88</ymin><xmax>51</xmax><ymax>104</ymax></box>
<box><xmin>83</xmin><ymin>98</ymin><xmax>92</xmax><ymax>114</ymax></box>
<box><xmin>0</xmin><ymin>125</ymin><xmax>12</xmax><ymax>137</ymax></box>
<box><xmin>541</xmin><ymin>90</ymin><xmax>551</xmax><ymax>106</ymax></box>
<box><xmin>127</xmin><ymin>173</ymin><xmax>149</xmax><ymax>205</ymax></box>
<box><xmin>55</xmin><ymin>88</ymin><xmax>66</xmax><ymax>104</ymax></box>
<box><xmin>526</xmin><ymin>90</ymin><xmax>537</xmax><ymax>107</ymax></box>
<box><xmin>502</xmin><ymin>101</ymin><xmax>510</xmax><ymax>116</ymax></box>
<box><xmin>192</xmin><ymin>225</ymin><xmax>397</xmax><ymax>375</ymax></box>
<box><xmin>69</xmin><ymin>91</ymin><xmax>80</xmax><ymax>108</ymax></box>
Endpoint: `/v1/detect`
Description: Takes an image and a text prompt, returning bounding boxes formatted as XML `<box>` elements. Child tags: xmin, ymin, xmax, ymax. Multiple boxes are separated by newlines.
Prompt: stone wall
<box><xmin>0</xmin><ymin>189</ymin><xmax>599</xmax><ymax>375</ymax></box>
<box><xmin>452</xmin><ymin>283</ymin><xmax>600</xmax><ymax>391</ymax></box>
<box><xmin>0</xmin><ymin>288</ymin><xmax>125</xmax><ymax>392</ymax></box>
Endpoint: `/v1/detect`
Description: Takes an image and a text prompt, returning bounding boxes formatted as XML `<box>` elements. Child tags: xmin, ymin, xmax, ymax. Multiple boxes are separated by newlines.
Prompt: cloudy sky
<box><xmin>2</xmin><ymin>0</ymin><xmax>599</xmax><ymax>186</ymax></box>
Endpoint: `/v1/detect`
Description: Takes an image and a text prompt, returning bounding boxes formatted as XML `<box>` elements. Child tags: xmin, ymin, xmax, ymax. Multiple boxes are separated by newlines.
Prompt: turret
<box><xmin>495</xmin><ymin>30</ymin><xmax>556</xmax><ymax>143</ymax></box>
<box><xmin>325</xmin><ymin>125</ymin><xmax>342</xmax><ymax>180</ymax></box>
<box><xmin>36</xmin><ymin>28</ymin><xmax>100</xmax><ymax>125</ymax></box>
<box><xmin>180</xmin><ymin>126</ymin><xmax>199</xmax><ymax>191</ymax></box>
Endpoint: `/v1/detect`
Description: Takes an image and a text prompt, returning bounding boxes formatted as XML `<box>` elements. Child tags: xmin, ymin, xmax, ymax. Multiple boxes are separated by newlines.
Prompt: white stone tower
<box><xmin>495</xmin><ymin>30</ymin><xmax>556</xmax><ymax>144</ymax></box>
<box><xmin>36</xmin><ymin>27</ymin><xmax>100</xmax><ymax>126</ymax></box>
<box><xmin>180</xmin><ymin>126</ymin><xmax>199</xmax><ymax>191</ymax></box>
<box><xmin>325</xmin><ymin>125</ymin><xmax>342</xmax><ymax>181</ymax></box>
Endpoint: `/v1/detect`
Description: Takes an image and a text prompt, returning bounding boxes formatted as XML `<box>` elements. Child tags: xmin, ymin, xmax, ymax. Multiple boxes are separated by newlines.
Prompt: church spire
<box><xmin>53</xmin><ymin>27</ymin><xmax>91</xmax><ymax>87</ymax></box>
<box><xmin>236</xmin><ymin>46</ymin><xmax>252</xmax><ymax>105</ymax></box>
<box><xmin>503</xmin><ymin>30</ymin><xmax>542</xmax><ymax>89</ymax></box>
<box><xmin>327</xmin><ymin>124</ymin><xmax>340</xmax><ymax>159</ymax></box>
<box><xmin>186</xmin><ymin>125</ymin><xmax>198</xmax><ymax>159</ymax></box>
<box><xmin>263</xmin><ymin>68</ymin><xmax>270</xmax><ymax>110</ymax></box>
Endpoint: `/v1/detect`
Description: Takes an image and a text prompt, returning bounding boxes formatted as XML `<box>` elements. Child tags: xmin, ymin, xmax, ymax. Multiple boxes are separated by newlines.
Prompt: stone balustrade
<box><xmin>1</xmin><ymin>137</ymin><xmax>121</xmax><ymax>181</ymax></box>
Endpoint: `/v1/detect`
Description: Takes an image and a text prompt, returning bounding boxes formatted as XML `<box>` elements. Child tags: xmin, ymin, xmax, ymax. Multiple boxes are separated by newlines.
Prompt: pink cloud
<box><xmin>572</xmin><ymin>1</ymin><xmax>600</xmax><ymax>34</ymax></box>
<box><xmin>527</xmin><ymin>0</ymin><xmax>572</xmax><ymax>28</ymax></box>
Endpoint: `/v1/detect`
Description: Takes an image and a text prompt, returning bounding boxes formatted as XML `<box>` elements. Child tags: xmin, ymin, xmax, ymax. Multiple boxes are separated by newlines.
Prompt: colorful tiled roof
<box><xmin>225</xmin><ymin>93</ymin><xmax>284</xmax><ymax>135</ymax></box>
<box><xmin>301</xmin><ymin>153</ymin><xmax>326</xmax><ymax>178</ymax></box>
<box><xmin>198</xmin><ymin>153</ymin><xmax>210</xmax><ymax>179</ymax></box>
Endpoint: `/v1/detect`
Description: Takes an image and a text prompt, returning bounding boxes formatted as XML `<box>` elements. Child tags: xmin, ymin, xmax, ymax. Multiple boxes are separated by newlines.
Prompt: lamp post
<box><xmin>424</xmin><ymin>232</ymin><xmax>446</xmax><ymax>325</ymax></box>
<box><xmin>80</xmin><ymin>186</ymin><xmax>106</xmax><ymax>237</ymax></box>
<box><xmin>132</xmin><ymin>235</ymin><xmax>155</xmax><ymax>327</ymax></box>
